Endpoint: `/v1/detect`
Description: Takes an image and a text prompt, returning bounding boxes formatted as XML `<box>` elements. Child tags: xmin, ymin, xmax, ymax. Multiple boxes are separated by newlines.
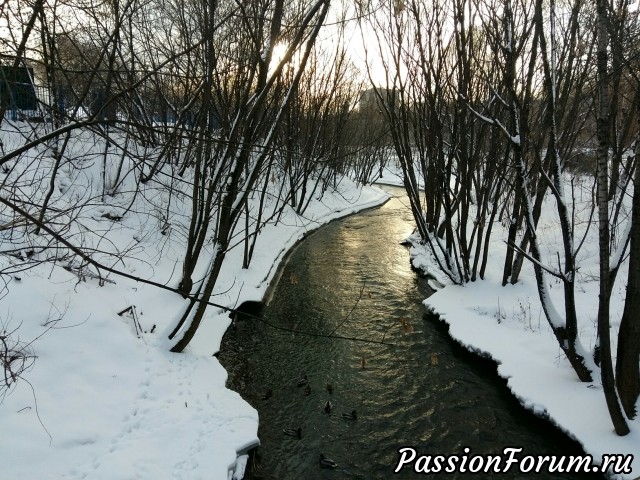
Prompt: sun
<box><xmin>268</xmin><ymin>42</ymin><xmax>299</xmax><ymax>76</ymax></box>
<box><xmin>270</xmin><ymin>42</ymin><xmax>289</xmax><ymax>66</ymax></box>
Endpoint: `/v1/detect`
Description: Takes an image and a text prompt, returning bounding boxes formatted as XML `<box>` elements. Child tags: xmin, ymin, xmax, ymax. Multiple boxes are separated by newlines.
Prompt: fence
<box><xmin>1</xmin><ymin>83</ymin><xmax>113</xmax><ymax>123</ymax></box>
<box><xmin>1</xmin><ymin>84</ymin><xmax>48</xmax><ymax>122</ymax></box>
<box><xmin>1</xmin><ymin>83</ymin><xmax>221</xmax><ymax>130</ymax></box>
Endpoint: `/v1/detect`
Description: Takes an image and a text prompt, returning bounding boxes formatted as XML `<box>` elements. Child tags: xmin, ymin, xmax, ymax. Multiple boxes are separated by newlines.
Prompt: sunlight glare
<box><xmin>271</xmin><ymin>42</ymin><xmax>288</xmax><ymax>67</ymax></box>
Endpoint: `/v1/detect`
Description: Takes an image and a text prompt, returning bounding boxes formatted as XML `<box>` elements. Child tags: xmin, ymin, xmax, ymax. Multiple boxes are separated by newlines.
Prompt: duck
<box><xmin>303</xmin><ymin>385</ymin><xmax>311</xmax><ymax>396</ymax></box>
<box><xmin>261</xmin><ymin>389</ymin><xmax>273</xmax><ymax>400</ymax></box>
<box><xmin>297</xmin><ymin>374</ymin><xmax>308</xmax><ymax>387</ymax></box>
<box><xmin>341</xmin><ymin>410</ymin><xmax>357</xmax><ymax>420</ymax></box>
<box><xmin>319</xmin><ymin>454</ymin><xmax>338</xmax><ymax>469</ymax></box>
<box><xmin>326</xmin><ymin>383</ymin><xmax>333</xmax><ymax>395</ymax></box>
<box><xmin>283</xmin><ymin>427</ymin><xmax>302</xmax><ymax>439</ymax></box>
<box><xmin>323</xmin><ymin>400</ymin><xmax>332</xmax><ymax>414</ymax></box>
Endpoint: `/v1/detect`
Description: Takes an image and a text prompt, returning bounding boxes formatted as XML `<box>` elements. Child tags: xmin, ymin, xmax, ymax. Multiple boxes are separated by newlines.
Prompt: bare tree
<box><xmin>615</xmin><ymin>145</ymin><xmax>639</xmax><ymax>419</ymax></box>
<box><xmin>361</xmin><ymin>0</ymin><xmax>639</xmax><ymax>402</ymax></box>
<box><xmin>361</xmin><ymin>0</ymin><xmax>505</xmax><ymax>284</ymax></box>
<box><xmin>167</xmin><ymin>0</ymin><xmax>333</xmax><ymax>352</ymax></box>
<box><xmin>1</xmin><ymin>0</ymin><xmax>360</xmax><ymax>358</ymax></box>
<box><xmin>595</xmin><ymin>0</ymin><xmax>629</xmax><ymax>435</ymax></box>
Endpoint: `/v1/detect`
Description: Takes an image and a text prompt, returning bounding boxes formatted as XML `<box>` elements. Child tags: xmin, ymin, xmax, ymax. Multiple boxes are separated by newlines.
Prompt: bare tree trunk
<box><xmin>595</xmin><ymin>0</ymin><xmax>630</xmax><ymax>436</ymax></box>
<box><xmin>169</xmin><ymin>0</ymin><xmax>332</xmax><ymax>352</ymax></box>
<box><xmin>535</xmin><ymin>0</ymin><xmax>589</xmax><ymax>383</ymax></box>
<box><xmin>615</xmin><ymin>141</ymin><xmax>640</xmax><ymax>419</ymax></box>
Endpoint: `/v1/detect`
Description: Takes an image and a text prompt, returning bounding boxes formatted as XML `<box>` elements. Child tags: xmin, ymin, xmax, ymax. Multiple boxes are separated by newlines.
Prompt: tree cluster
<box><xmin>0</xmin><ymin>0</ymin><xmax>381</xmax><ymax>365</ymax></box>
<box><xmin>361</xmin><ymin>0</ymin><xmax>639</xmax><ymax>434</ymax></box>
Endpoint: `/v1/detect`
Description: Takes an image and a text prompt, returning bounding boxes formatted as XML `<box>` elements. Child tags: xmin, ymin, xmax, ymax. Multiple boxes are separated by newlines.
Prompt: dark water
<box><xmin>219</xmin><ymin>186</ymin><xmax>604</xmax><ymax>480</ymax></box>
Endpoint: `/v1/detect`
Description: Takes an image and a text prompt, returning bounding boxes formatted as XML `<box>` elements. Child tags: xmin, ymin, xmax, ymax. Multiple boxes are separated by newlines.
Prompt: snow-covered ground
<box><xmin>387</xmin><ymin>165</ymin><xmax>640</xmax><ymax>478</ymax></box>
<box><xmin>2</xmin><ymin>121</ymin><xmax>637</xmax><ymax>479</ymax></box>
<box><xmin>0</xmin><ymin>122</ymin><xmax>388</xmax><ymax>479</ymax></box>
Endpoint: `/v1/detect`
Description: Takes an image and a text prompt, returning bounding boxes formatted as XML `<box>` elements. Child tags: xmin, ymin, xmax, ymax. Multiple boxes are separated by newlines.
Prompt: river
<box><xmin>219</xmin><ymin>186</ymin><xmax>604</xmax><ymax>479</ymax></box>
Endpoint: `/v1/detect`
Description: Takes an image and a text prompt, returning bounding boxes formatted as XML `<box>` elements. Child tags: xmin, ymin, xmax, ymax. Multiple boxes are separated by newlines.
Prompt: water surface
<box><xmin>219</xmin><ymin>186</ymin><xmax>603</xmax><ymax>479</ymax></box>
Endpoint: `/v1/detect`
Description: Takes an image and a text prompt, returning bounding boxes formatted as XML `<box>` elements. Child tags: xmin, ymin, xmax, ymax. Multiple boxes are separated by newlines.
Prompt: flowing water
<box><xmin>219</xmin><ymin>186</ymin><xmax>604</xmax><ymax>480</ymax></box>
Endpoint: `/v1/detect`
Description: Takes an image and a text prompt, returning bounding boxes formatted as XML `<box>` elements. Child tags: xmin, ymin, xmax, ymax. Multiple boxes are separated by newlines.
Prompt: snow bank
<box><xmin>408</xmin><ymin>173</ymin><xmax>639</xmax><ymax>478</ymax></box>
<box><xmin>0</xmin><ymin>122</ymin><xmax>388</xmax><ymax>479</ymax></box>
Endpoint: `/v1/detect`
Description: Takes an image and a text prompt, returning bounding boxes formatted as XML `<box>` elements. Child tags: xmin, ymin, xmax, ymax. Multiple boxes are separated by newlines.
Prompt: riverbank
<box><xmin>398</xmin><ymin>173</ymin><xmax>640</xmax><ymax>478</ymax></box>
<box><xmin>0</xmin><ymin>120</ymin><xmax>389</xmax><ymax>480</ymax></box>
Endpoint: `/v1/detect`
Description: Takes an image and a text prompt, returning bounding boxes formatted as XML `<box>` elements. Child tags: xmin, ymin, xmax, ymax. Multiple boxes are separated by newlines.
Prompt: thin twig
<box><xmin>327</xmin><ymin>281</ymin><xmax>366</xmax><ymax>338</ymax></box>
<box><xmin>506</xmin><ymin>240</ymin><xmax>565</xmax><ymax>280</ymax></box>
<box><xmin>23</xmin><ymin>377</ymin><xmax>52</xmax><ymax>445</ymax></box>
<box><xmin>253</xmin><ymin>314</ymin><xmax>396</xmax><ymax>346</ymax></box>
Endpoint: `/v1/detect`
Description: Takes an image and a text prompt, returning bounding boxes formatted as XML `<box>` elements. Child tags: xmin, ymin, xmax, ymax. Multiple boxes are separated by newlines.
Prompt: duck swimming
<box><xmin>303</xmin><ymin>384</ymin><xmax>311</xmax><ymax>396</ymax></box>
<box><xmin>323</xmin><ymin>400</ymin><xmax>332</xmax><ymax>414</ymax></box>
<box><xmin>283</xmin><ymin>427</ymin><xmax>302</xmax><ymax>439</ymax></box>
<box><xmin>341</xmin><ymin>410</ymin><xmax>357</xmax><ymax>420</ymax></box>
<box><xmin>319</xmin><ymin>454</ymin><xmax>338</xmax><ymax>468</ymax></box>
<box><xmin>297</xmin><ymin>374</ymin><xmax>308</xmax><ymax>387</ymax></box>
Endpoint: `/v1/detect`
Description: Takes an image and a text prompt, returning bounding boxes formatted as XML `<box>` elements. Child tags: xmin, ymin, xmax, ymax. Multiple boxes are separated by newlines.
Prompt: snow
<box><xmin>2</xmin><ymin>120</ymin><xmax>638</xmax><ymax>479</ymax></box>
<box><xmin>0</xmin><ymin>122</ymin><xmax>388</xmax><ymax>479</ymax></box>
<box><xmin>406</xmin><ymin>170</ymin><xmax>640</xmax><ymax>478</ymax></box>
